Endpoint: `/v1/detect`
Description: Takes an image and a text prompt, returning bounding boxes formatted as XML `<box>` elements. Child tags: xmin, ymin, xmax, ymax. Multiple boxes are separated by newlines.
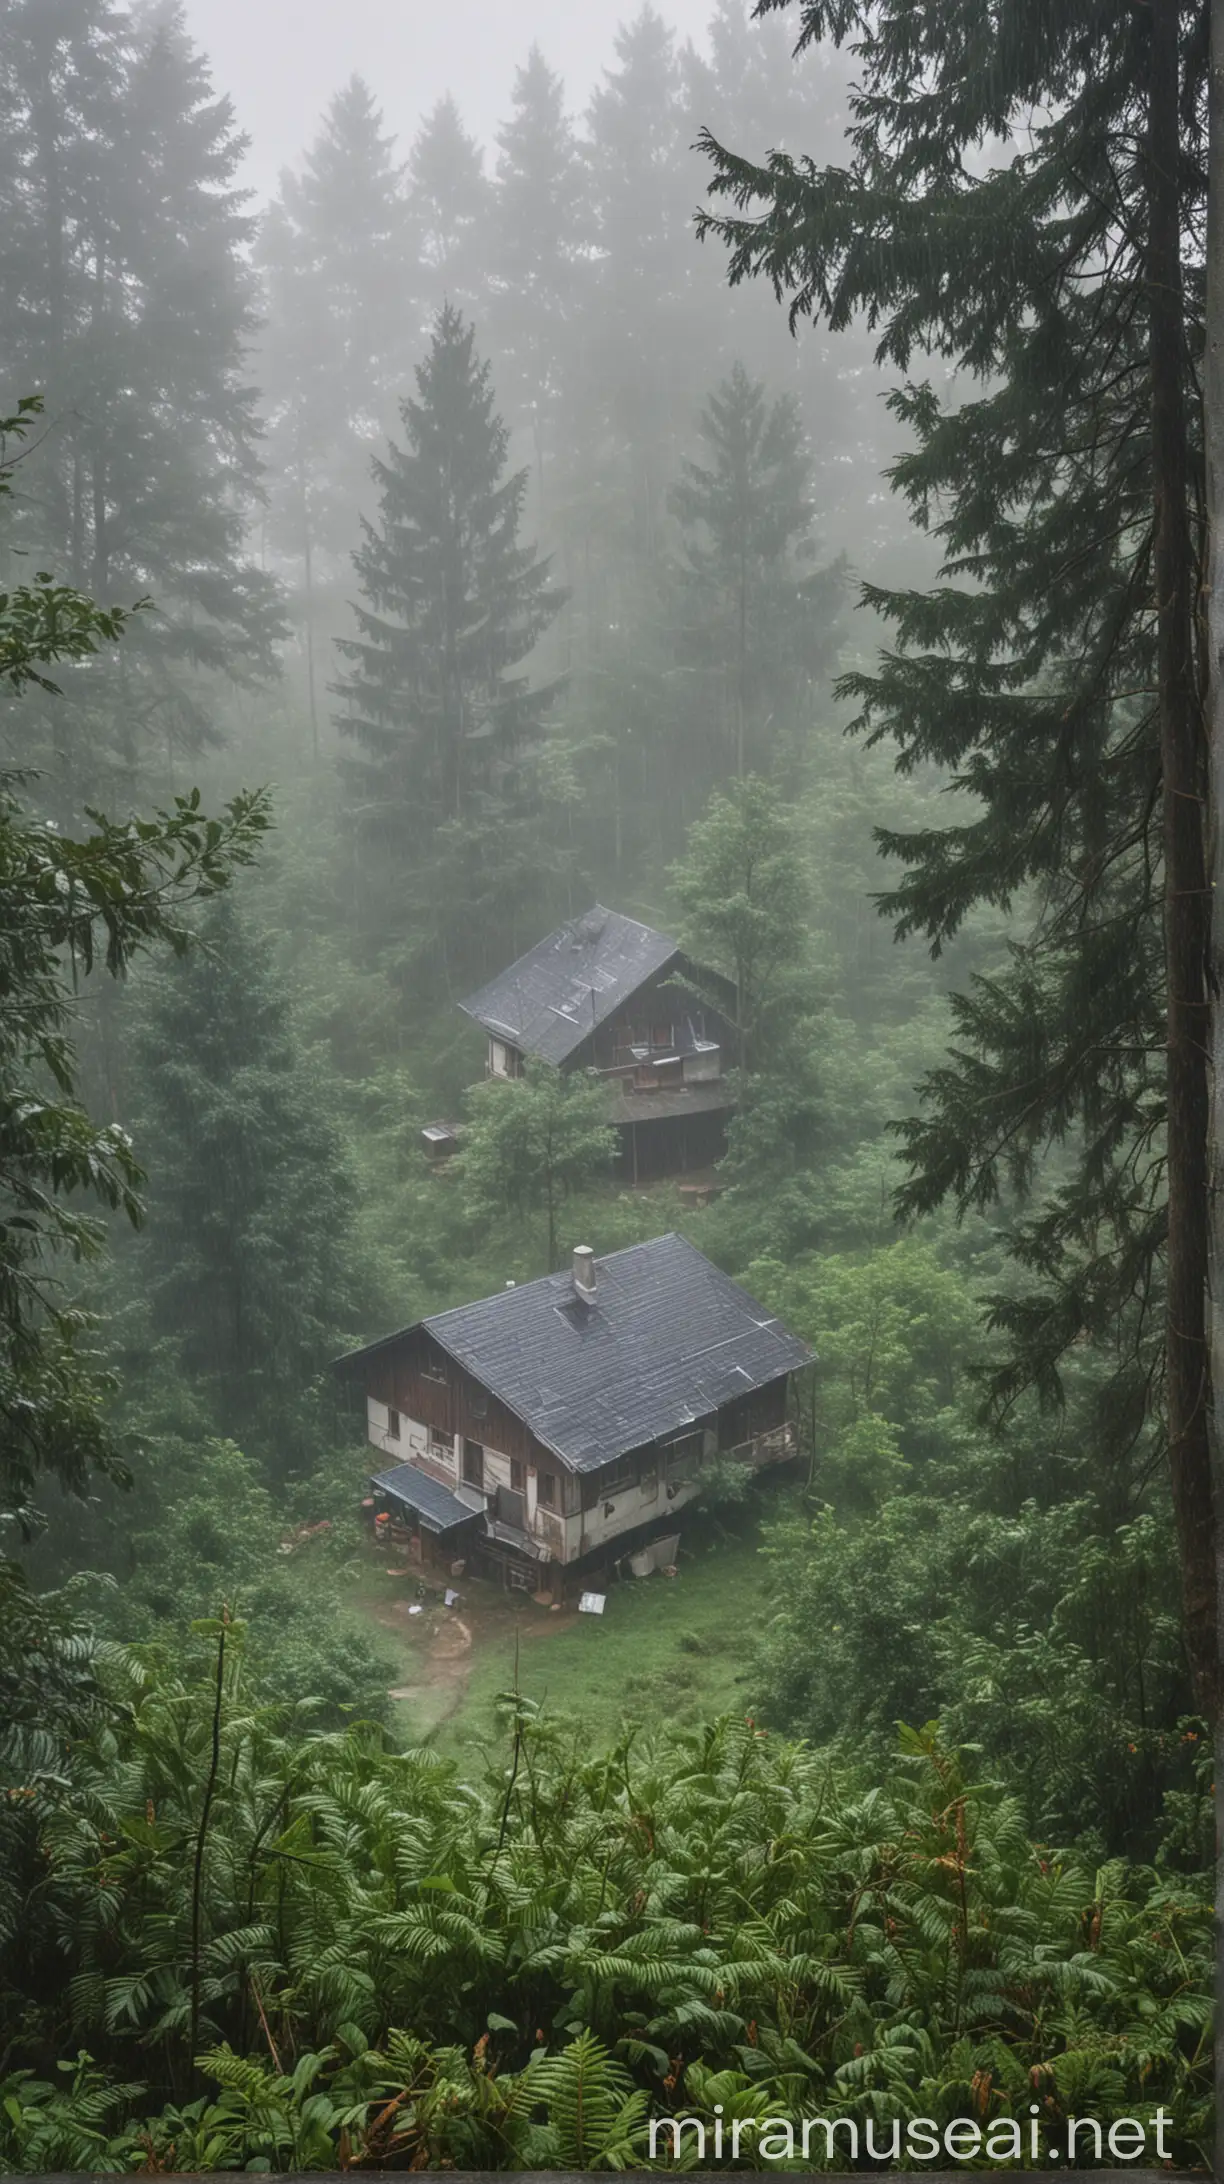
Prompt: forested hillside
<box><xmin>0</xmin><ymin>0</ymin><xmax>1215</xmax><ymax>2169</ymax></box>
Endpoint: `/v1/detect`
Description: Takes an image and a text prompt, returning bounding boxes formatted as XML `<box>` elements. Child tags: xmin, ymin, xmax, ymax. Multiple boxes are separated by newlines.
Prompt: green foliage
<box><xmin>125</xmin><ymin>889</ymin><xmax>359</xmax><ymax>1471</ymax></box>
<box><xmin>255</xmin><ymin>76</ymin><xmax>414</xmax><ymax>747</ymax></box>
<box><xmin>671</xmin><ymin>773</ymin><xmax>807</xmax><ymax>1072</ymax></box>
<box><xmin>0</xmin><ymin>767</ymin><xmax>270</xmax><ymax>1523</ymax></box>
<box><xmin>458</xmin><ymin>1060</ymin><xmax>618</xmax><ymax>1273</ymax></box>
<box><xmin>0</xmin><ymin>5</ymin><xmax>282</xmax><ymax>810</ymax></box>
<box><xmin>696</xmin><ymin>0</ymin><xmax>1205</xmax><ymax>1572</ymax></box>
<box><xmin>334</xmin><ymin>305</ymin><xmax>569</xmax><ymax>993</ymax></box>
<box><xmin>81</xmin><ymin>1436</ymin><xmax>393</xmax><ymax>1725</ymax></box>
<box><xmin>670</xmin><ymin>361</ymin><xmax>844</xmax><ymax>782</ymax></box>
<box><xmin>0</xmin><ymin>1682</ymin><xmax>1209</xmax><ymax>2167</ymax></box>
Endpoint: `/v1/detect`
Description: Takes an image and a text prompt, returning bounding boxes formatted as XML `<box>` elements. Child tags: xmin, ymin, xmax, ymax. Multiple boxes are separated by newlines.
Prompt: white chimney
<box><xmin>572</xmin><ymin>1245</ymin><xmax>597</xmax><ymax>1297</ymax></box>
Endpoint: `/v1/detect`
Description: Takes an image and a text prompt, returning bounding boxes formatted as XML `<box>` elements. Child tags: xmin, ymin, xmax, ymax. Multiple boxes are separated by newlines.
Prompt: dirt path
<box><xmin>370</xmin><ymin>1595</ymin><xmax>479</xmax><ymax>1734</ymax></box>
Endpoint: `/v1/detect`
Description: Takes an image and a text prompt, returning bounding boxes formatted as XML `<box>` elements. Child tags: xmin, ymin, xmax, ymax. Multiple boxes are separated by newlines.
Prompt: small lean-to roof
<box><xmin>458</xmin><ymin>905</ymin><xmax>680</xmax><ymax>1066</ymax></box>
<box><xmin>369</xmin><ymin>1462</ymin><xmax>482</xmax><ymax>1534</ymax></box>
<box><xmin>337</xmin><ymin>1234</ymin><xmax>811</xmax><ymax>1476</ymax></box>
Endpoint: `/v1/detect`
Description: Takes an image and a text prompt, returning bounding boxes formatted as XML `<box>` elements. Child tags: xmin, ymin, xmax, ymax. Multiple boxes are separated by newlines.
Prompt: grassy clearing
<box><xmin>340</xmin><ymin>1481</ymin><xmax>800</xmax><ymax>1764</ymax></box>
<box><xmin>434</xmin><ymin>1485</ymin><xmax>793</xmax><ymax>1766</ymax></box>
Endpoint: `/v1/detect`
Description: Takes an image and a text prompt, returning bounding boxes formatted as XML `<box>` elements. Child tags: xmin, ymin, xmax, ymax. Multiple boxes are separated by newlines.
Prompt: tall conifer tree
<box><xmin>670</xmin><ymin>361</ymin><xmax>843</xmax><ymax>780</ymax></box>
<box><xmin>0</xmin><ymin>0</ymin><xmax>281</xmax><ymax>812</ymax></box>
<box><xmin>131</xmin><ymin>889</ymin><xmax>356</xmax><ymax>1473</ymax></box>
<box><xmin>406</xmin><ymin>96</ymin><xmax>490</xmax><ymax>331</ymax></box>
<box><xmin>699</xmin><ymin>0</ymin><xmax>1218</xmax><ymax>1710</ymax></box>
<box><xmin>489</xmin><ymin>47</ymin><xmax>589</xmax><ymax>503</ymax></box>
<box><xmin>585</xmin><ymin>9</ymin><xmax>698</xmax><ymax>568</ymax></box>
<box><xmin>256</xmin><ymin>77</ymin><xmax>412</xmax><ymax>749</ymax></box>
<box><xmin>333</xmin><ymin>307</ymin><xmax>566</xmax><ymax>996</ymax></box>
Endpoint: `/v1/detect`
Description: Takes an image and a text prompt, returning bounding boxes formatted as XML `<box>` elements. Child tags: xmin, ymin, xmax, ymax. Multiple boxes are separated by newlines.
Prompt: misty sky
<box><xmin>183</xmin><ymin>0</ymin><xmax>721</xmax><ymax>199</ymax></box>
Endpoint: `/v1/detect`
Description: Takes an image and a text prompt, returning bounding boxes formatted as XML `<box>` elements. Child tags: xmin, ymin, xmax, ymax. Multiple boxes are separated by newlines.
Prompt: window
<box><xmin>664</xmin><ymin>1432</ymin><xmax>702</xmax><ymax>1477</ymax></box>
<box><xmin>387</xmin><ymin>1408</ymin><xmax>401</xmax><ymax>1440</ymax></box>
<box><xmin>422</xmin><ymin>1355</ymin><xmax>447</xmax><ymax>1384</ymax></box>
<box><xmin>496</xmin><ymin>1482</ymin><xmax>526</xmax><ymax>1529</ymax></box>
<box><xmin>510</xmin><ymin>1459</ymin><xmax>525</xmax><ymax>1492</ymax></box>
<box><xmin>537</xmin><ymin>1470</ymin><xmax>556</xmax><ymax>1508</ymax></box>
<box><xmin>430</xmin><ymin>1427</ymin><xmax>454</xmax><ymax>1459</ymax></box>
<box><xmin>600</xmin><ymin>1453</ymin><xmax>635</xmax><ymax>1495</ymax></box>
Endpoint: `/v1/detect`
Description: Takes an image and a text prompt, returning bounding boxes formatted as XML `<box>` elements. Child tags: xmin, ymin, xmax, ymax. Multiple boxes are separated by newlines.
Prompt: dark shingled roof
<box><xmin>458</xmin><ymin>905</ymin><xmax>680</xmax><ymax>1066</ymax></box>
<box><xmin>369</xmin><ymin>1462</ymin><xmax>481</xmax><ymax>1534</ymax></box>
<box><xmin>338</xmin><ymin>1233</ymin><xmax>811</xmax><ymax>1476</ymax></box>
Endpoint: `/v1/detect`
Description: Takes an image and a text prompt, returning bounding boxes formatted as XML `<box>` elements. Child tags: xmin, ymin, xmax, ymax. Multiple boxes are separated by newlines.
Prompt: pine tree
<box><xmin>406</xmin><ymin>96</ymin><xmax>490</xmax><ymax>331</ymax></box>
<box><xmin>0</xmin><ymin>0</ymin><xmax>282</xmax><ymax>813</ymax></box>
<box><xmin>671</xmin><ymin>772</ymin><xmax>807</xmax><ymax>1076</ymax></box>
<box><xmin>679</xmin><ymin>4</ymin><xmax>909</xmax><ymax>567</ymax></box>
<box><xmin>333</xmin><ymin>306</ymin><xmax>567</xmax><ymax>996</ymax></box>
<box><xmin>255</xmin><ymin>77</ymin><xmax>412</xmax><ymax>752</ymax></box>
<box><xmin>488</xmin><ymin>47</ymin><xmax>589</xmax><ymax>500</ymax></box>
<box><xmin>130</xmin><ymin>890</ymin><xmax>355</xmax><ymax>1473</ymax></box>
<box><xmin>698</xmin><ymin>0</ymin><xmax>1218</xmax><ymax>1710</ymax></box>
<box><xmin>670</xmin><ymin>361</ymin><xmax>843</xmax><ymax>780</ymax></box>
<box><xmin>584</xmin><ymin>8</ymin><xmax>698</xmax><ymax>567</ymax></box>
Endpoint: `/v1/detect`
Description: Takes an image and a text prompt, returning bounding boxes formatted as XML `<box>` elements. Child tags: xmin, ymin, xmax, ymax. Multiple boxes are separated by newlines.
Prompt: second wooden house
<box><xmin>458</xmin><ymin>905</ymin><xmax>737</xmax><ymax>1182</ymax></box>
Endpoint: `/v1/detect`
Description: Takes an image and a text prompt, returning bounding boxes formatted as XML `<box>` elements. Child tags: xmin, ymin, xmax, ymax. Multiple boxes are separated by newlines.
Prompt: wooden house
<box><xmin>458</xmin><ymin>905</ymin><xmax>737</xmax><ymax>1181</ymax></box>
<box><xmin>335</xmin><ymin>1234</ymin><xmax>811</xmax><ymax>1591</ymax></box>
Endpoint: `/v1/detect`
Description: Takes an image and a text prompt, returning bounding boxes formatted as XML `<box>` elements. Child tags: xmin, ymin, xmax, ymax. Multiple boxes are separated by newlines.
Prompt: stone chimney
<box><xmin>572</xmin><ymin>1244</ymin><xmax>597</xmax><ymax>1298</ymax></box>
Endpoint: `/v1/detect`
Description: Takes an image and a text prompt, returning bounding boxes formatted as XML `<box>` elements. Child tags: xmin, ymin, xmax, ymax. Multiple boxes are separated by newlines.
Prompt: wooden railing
<box><xmin>726</xmin><ymin>1422</ymin><xmax>797</xmax><ymax>1466</ymax></box>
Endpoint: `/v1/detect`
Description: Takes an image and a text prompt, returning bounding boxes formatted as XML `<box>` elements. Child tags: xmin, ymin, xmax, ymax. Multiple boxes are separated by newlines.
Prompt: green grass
<box><xmin>430</xmin><ymin>1488</ymin><xmax>790</xmax><ymax>1768</ymax></box>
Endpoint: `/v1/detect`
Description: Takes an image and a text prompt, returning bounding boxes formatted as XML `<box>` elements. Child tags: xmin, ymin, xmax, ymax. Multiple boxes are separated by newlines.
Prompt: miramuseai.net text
<box><xmin>647</xmin><ymin>2106</ymin><xmax>1176</xmax><ymax>2166</ymax></box>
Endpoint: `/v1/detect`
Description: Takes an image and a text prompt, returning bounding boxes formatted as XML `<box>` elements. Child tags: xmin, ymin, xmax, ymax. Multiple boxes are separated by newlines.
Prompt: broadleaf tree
<box><xmin>458</xmin><ymin>1061</ymin><xmax>617</xmax><ymax>1273</ymax></box>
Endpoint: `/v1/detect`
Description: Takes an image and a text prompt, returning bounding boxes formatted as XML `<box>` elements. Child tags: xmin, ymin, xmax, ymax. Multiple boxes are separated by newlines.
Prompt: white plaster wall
<box><xmin>579</xmin><ymin>1475</ymin><xmax>702</xmax><ymax>1554</ymax></box>
<box><xmin>366</xmin><ymin>1399</ymin><xmax>451</xmax><ymax>1472</ymax></box>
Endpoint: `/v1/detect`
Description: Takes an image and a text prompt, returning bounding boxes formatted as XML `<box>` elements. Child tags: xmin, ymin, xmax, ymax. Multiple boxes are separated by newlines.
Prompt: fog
<box><xmin>185</xmin><ymin>0</ymin><xmax>734</xmax><ymax>195</ymax></box>
<box><xmin>1</xmin><ymin>0</ymin><xmax>1211</xmax><ymax>2160</ymax></box>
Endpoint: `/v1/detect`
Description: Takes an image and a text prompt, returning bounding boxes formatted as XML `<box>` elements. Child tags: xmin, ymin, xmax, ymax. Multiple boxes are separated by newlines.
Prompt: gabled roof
<box><xmin>458</xmin><ymin>905</ymin><xmax>680</xmax><ymax>1066</ymax></box>
<box><xmin>337</xmin><ymin>1233</ymin><xmax>812</xmax><ymax>1476</ymax></box>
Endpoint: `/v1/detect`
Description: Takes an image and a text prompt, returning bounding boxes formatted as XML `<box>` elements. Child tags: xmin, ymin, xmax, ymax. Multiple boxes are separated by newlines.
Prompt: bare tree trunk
<box><xmin>1151</xmin><ymin>0</ymin><xmax>1218</xmax><ymax>1719</ymax></box>
<box><xmin>1201</xmin><ymin>0</ymin><xmax>1224</xmax><ymax>2151</ymax></box>
<box><xmin>303</xmin><ymin>519</ymin><xmax>319</xmax><ymax>763</ymax></box>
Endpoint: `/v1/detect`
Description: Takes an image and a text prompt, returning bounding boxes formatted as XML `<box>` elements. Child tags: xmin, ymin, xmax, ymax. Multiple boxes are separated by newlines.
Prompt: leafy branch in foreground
<box><xmin>0</xmin><ymin>390</ymin><xmax>274</xmax><ymax>1525</ymax></box>
<box><xmin>0</xmin><ymin>777</ymin><xmax>272</xmax><ymax>1521</ymax></box>
<box><xmin>0</xmin><ymin>397</ymin><xmax>145</xmax><ymax>694</ymax></box>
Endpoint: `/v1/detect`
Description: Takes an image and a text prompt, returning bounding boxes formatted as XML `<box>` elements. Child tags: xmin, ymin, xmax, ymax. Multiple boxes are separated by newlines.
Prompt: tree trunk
<box><xmin>1151</xmin><ymin>0</ymin><xmax>1219</xmax><ymax>1717</ymax></box>
<box><xmin>303</xmin><ymin>516</ymin><xmax>319</xmax><ymax>762</ymax></box>
<box><xmin>1201</xmin><ymin>0</ymin><xmax>1224</xmax><ymax>2151</ymax></box>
